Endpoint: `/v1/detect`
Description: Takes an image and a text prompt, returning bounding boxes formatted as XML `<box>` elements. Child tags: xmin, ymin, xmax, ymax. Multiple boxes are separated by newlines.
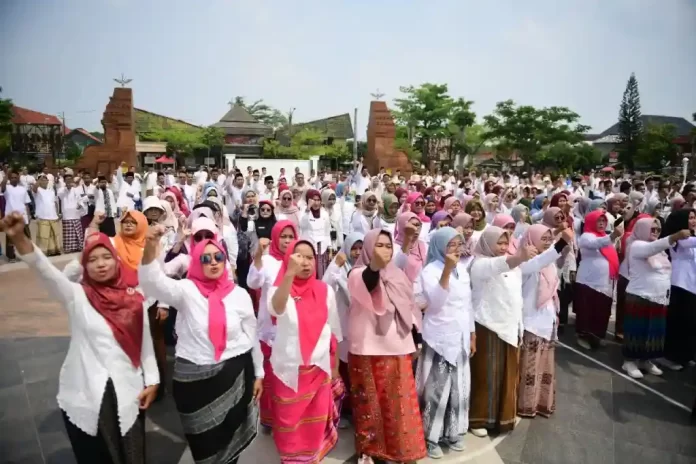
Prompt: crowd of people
<box><xmin>2</xmin><ymin>159</ymin><xmax>696</xmax><ymax>464</ymax></box>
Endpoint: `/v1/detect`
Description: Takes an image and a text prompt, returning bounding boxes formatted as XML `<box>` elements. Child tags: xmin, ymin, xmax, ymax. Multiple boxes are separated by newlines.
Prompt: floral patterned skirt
<box><xmin>348</xmin><ymin>353</ymin><xmax>426</xmax><ymax>462</ymax></box>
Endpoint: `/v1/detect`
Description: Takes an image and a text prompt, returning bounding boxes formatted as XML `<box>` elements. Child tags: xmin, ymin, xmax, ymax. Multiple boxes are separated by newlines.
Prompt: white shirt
<box><xmin>668</xmin><ymin>236</ymin><xmax>696</xmax><ymax>295</ymax></box>
<box><xmin>94</xmin><ymin>188</ymin><xmax>118</xmax><ymax>218</ymax></box>
<box><xmin>3</xmin><ymin>184</ymin><xmax>31</xmax><ymax>224</ymax></box>
<box><xmin>267</xmin><ymin>285</ymin><xmax>341</xmax><ymax>392</ymax></box>
<box><xmin>20</xmin><ymin>246</ymin><xmax>159</xmax><ymax>437</ymax></box>
<box><xmin>34</xmin><ymin>187</ymin><xmax>59</xmax><ymax>221</ymax></box>
<box><xmin>20</xmin><ymin>174</ymin><xmax>36</xmax><ymax>188</ymax></box>
<box><xmin>116</xmin><ymin>176</ymin><xmax>140</xmax><ymax>210</ymax></box>
<box><xmin>299</xmin><ymin>210</ymin><xmax>331</xmax><ymax>255</ymax></box>
<box><xmin>246</xmin><ymin>255</ymin><xmax>283</xmax><ymax>346</ymax></box>
<box><xmin>139</xmin><ymin>262</ymin><xmax>263</xmax><ymax>375</ymax></box>
<box><xmin>322</xmin><ymin>260</ymin><xmax>352</xmax><ymax>362</ymax></box>
<box><xmin>420</xmin><ymin>261</ymin><xmax>475</xmax><ymax>364</ymax></box>
<box><xmin>58</xmin><ymin>186</ymin><xmax>85</xmax><ymax>220</ymax></box>
<box><xmin>576</xmin><ymin>233</ymin><xmax>615</xmax><ymax>297</ymax></box>
<box><xmin>520</xmin><ymin>247</ymin><xmax>562</xmax><ymax>341</ymax></box>
<box><xmin>626</xmin><ymin>237</ymin><xmax>673</xmax><ymax>305</ymax></box>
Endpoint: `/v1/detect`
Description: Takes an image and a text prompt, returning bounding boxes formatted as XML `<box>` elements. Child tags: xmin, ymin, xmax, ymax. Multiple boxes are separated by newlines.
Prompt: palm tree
<box><xmin>232</xmin><ymin>96</ymin><xmax>288</xmax><ymax>129</ymax></box>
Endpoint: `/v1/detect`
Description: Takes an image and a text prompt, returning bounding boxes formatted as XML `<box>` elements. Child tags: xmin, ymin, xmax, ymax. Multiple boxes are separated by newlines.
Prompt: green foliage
<box><xmin>0</xmin><ymin>87</ymin><xmax>13</xmax><ymax>154</ymax></box>
<box><xmin>393</xmin><ymin>83</ymin><xmax>478</xmax><ymax>163</ymax></box>
<box><xmin>483</xmin><ymin>99</ymin><xmax>589</xmax><ymax>168</ymax></box>
<box><xmin>233</xmin><ymin>96</ymin><xmax>288</xmax><ymax>129</ymax></box>
<box><xmin>536</xmin><ymin>142</ymin><xmax>602</xmax><ymax>172</ymax></box>
<box><xmin>635</xmin><ymin>124</ymin><xmax>679</xmax><ymax>171</ymax></box>
<box><xmin>64</xmin><ymin>141</ymin><xmax>83</xmax><ymax>161</ymax></box>
<box><xmin>262</xmin><ymin>128</ymin><xmax>343</xmax><ymax>160</ymax></box>
<box><xmin>200</xmin><ymin>126</ymin><xmax>225</xmax><ymax>148</ymax></box>
<box><xmin>89</xmin><ymin>131</ymin><xmax>104</xmax><ymax>140</ymax></box>
<box><xmin>617</xmin><ymin>73</ymin><xmax>643</xmax><ymax>170</ymax></box>
<box><xmin>141</xmin><ymin>126</ymin><xmax>223</xmax><ymax>156</ymax></box>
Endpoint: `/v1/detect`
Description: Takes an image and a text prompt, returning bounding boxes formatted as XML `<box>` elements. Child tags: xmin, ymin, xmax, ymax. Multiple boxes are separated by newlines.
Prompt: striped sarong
<box><xmin>62</xmin><ymin>218</ymin><xmax>84</xmax><ymax>253</ymax></box>
<box><xmin>469</xmin><ymin>323</ymin><xmax>519</xmax><ymax>433</ymax></box>
<box><xmin>271</xmin><ymin>365</ymin><xmax>339</xmax><ymax>463</ymax></box>
<box><xmin>172</xmin><ymin>352</ymin><xmax>258</xmax><ymax>464</ymax></box>
<box><xmin>415</xmin><ymin>341</ymin><xmax>470</xmax><ymax>445</ymax></box>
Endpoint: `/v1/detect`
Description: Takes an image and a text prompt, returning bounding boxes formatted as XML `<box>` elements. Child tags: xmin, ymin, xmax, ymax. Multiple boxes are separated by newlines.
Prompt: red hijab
<box><xmin>166</xmin><ymin>186</ymin><xmax>190</xmax><ymax>217</ymax></box>
<box><xmin>188</xmin><ymin>239</ymin><xmax>235</xmax><ymax>361</ymax></box>
<box><xmin>584</xmin><ymin>210</ymin><xmax>620</xmax><ymax>279</ymax></box>
<box><xmin>273</xmin><ymin>240</ymin><xmax>328</xmax><ymax>366</ymax></box>
<box><xmin>269</xmin><ymin>220</ymin><xmax>299</xmax><ymax>261</ymax></box>
<box><xmin>81</xmin><ymin>234</ymin><xmax>145</xmax><ymax>368</ymax></box>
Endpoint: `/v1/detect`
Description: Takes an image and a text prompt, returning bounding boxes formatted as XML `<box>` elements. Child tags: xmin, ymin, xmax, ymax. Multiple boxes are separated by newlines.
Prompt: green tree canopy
<box><xmin>483</xmin><ymin>99</ymin><xmax>589</xmax><ymax>169</ymax></box>
<box><xmin>140</xmin><ymin>126</ymin><xmax>224</xmax><ymax>157</ymax></box>
<box><xmin>262</xmin><ymin>128</ymin><xmax>350</xmax><ymax>160</ymax></box>
<box><xmin>0</xmin><ymin>87</ymin><xmax>13</xmax><ymax>154</ymax></box>
<box><xmin>635</xmin><ymin>123</ymin><xmax>679</xmax><ymax>171</ymax></box>
<box><xmin>233</xmin><ymin>96</ymin><xmax>288</xmax><ymax>129</ymax></box>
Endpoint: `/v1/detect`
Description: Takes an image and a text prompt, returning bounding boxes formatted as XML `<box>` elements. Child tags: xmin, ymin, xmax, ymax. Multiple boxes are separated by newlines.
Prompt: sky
<box><xmin>1</xmin><ymin>0</ymin><xmax>694</xmax><ymax>139</ymax></box>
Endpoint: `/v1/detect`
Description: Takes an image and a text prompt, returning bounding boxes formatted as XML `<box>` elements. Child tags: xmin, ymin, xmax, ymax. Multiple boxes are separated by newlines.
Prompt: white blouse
<box><xmin>322</xmin><ymin>261</ymin><xmax>352</xmax><ymax>362</ymax></box>
<box><xmin>420</xmin><ymin>261</ymin><xmax>475</xmax><ymax>364</ymax></box>
<box><xmin>267</xmin><ymin>286</ymin><xmax>342</xmax><ymax>392</ymax></box>
<box><xmin>576</xmin><ymin>233</ymin><xmax>615</xmax><ymax>297</ymax></box>
<box><xmin>669</xmin><ymin>236</ymin><xmax>696</xmax><ymax>294</ymax></box>
<box><xmin>138</xmin><ymin>262</ymin><xmax>263</xmax><ymax>377</ymax></box>
<box><xmin>350</xmin><ymin>211</ymin><xmax>376</xmax><ymax>235</ymax></box>
<box><xmin>299</xmin><ymin>209</ymin><xmax>332</xmax><ymax>254</ymax></box>
<box><xmin>521</xmin><ymin>247</ymin><xmax>563</xmax><ymax>341</ymax></box>
<box><xmin>20</xmin><ymin>245</ymin><xmax>159</xmax><ymax>437</ymax></box>
<box><xmin>626</xmin><ymin>237</ymin><xmax>673</xmax><ymax>305</ymax></box>
<box><xmin>246</xmin><ymin>255</ymin><xmax>283</xmax><ymax>347</ymax></box>
<box><xmin>394</xmin><ymin>245</ymin><xmax>428</xmax><ymax>310</ymax></box>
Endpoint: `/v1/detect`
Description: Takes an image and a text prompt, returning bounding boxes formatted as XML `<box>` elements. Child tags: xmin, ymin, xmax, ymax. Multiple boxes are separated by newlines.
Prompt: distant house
<box><xmin>276</xmin><ymin>113</ymin><xmax>354</xmax><ymax>145</ymax></box>
<box><xmin>9</xmin><ymin>106</ymin><xmax>63</xmax><ymax>160</ymax></box>
<box><xmin>593</xmin><ymin>115</ymin><xmax>695</xmax><ymax>159</ymax></box>
<box><xmin>211</xmin><ymin>104</ymin><xmax>273</xmax><ymax>162</ymax></box>
<box><xmin>134</xmin><ymin>108</ymin><xmax>201</xmax><ymax>167</ymax></box>
<box><xmin>63</xmin><ymin>127</ymin><xmax>102</xmax><ymax>149</ymax></box>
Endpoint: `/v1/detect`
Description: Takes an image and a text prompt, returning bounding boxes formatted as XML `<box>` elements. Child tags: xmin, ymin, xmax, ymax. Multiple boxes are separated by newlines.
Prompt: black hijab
<box><xmin>254</xmin><ymin>201</ymin><xmax>277</xmax><ymax>239</ymax></box>
<box><xmin>661</xmin><ymin>208</ymin><xmax>694</xmax><ymax>250</ymax></box>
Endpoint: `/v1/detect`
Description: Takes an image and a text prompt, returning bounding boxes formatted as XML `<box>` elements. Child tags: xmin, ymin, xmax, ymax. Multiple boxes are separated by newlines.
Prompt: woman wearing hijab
<box><xmin>444</xmin><ymin>196</ymin><xmax>462</xmax><ymax>216</ymax></box>
<box><xmin>518</xmin><ymin>225</ymin><xmax>572</xmax><ymax>418</ymax></box>
<box><xmin>621</xmin><ymin>217</ymin><xmax>691</xmax><ymax>378</ymax></box>
<box><xmin>140</xmin><ymin>227</ymin><xmax>262</xmax><ymax>464</ymax></box>
<box><xmin>276</xmin><ymin>185</ymin><xmax>302</xmax><ymax>227</ymax></box>
<box><xmin>165</xmin><ymin>186</ymin><xmax>190</xmax><ymax>217</ymax></box>
<box><xmin>162</xmin><ymin>190</ymin><xmax>186</xmax><ymax>223</ymax></box>
<box><xmin>346</xmin><ymin>229</ymin><xmax>426</xmax><ymax>464</ymax></box>
<box><xmin>511</xmin><ymin>204</ymin><xmax>530</xmax><ymax>238</ymax></box>
<box><xmin>492</xmin><ymin>214</ymin><xmax>518</xmax><ymax>255</ymax></box>
<box><xmin>656</xmin><ymin>209</ymin><xmax>696</xmax><ymax>371</ymax></box>
<box><xmin>247</xmin><ymin>220</ymin><xmax>299</xmax><ymax>430</ymax></box>
<box><xmin>416</xmin><ymin>227</ymin><xmax>475</xmax><ymax>459</ymax></box>
<box><xmin>322</xmin><ymin>188</ymin><xmax>344</xmax><ymax>252</ymax></box>
<box><xmin>530</xmin><ymin>194</ymin><xmax>546</xmax><ymax>221</ymax></box>
<box><xmin>251</xmin><ymin>200</ymin><xmax>277</xmax><ymax>251</ymax></box>
<box><xmin>201</xmin><ymin>181</ymin><xmax>219</xmax><ymax>202</ymax></box>
<box><xmin>574</xmin><ymin>210</ymin><xmax>624</xmax><ymax>350</ymax></box>
<box><xmin>452</xmin><ymin>212</ymin><xmax>476</xmax><ymax>266</ymax></box>
<box><xmin>300</xmin><ymin>189</ymin><xmax>332</xmax><ymax>278</ymax></box>
<box><xmin>322</xmin><ymin>232</ymin><xmax>364</xmax><ymax>425</ymax></box>
<box><xmin>404</xmin><ymin>192</ymin><xmax>432</xmax><ymax>234</ymax></box>
<box><xmin>232</xmin><ymin>188</ymin><xmax>259</xmax><ymax>289</ymax></box>
<box><xmin>1</xmin><ymin>212</ymin><xmax>159</xmax><ymax>464</ymax></box>
<box><xmin>394</xmin><ymin>212</ymin><xmax>429</xmax><ymax>311</ymax></box>
<box><xmin>465</xmin><ymin>199</ymin><xmax>487</xmax><ymax>241</ymax></box>
<box><xmin>375</xmin><ymin>193</ymin><xmax>398</xmax><ymax>236</ymax></box>
<box><xmin>351</xmin><ymin>190</ymin><xmax>379</xmax><ymax>235</ymax></box>
<box><xmin>467</xmin><ymin>226</ymin><xmax>539</xmax><ymax>436</ymax></box>
<box><xmin>395</xmin><ymin>187</ymin><xmax>408</xmax><ymax>208</ymax></box>
<box><xmin>482</xmin><ymin>193</ymin><xmax>500</xmax><ymax>225</ymax></box>
<box><xmin>268</xmin><ymin>239</ymin><xmax>343</xmax><ymax>463</ymax></box>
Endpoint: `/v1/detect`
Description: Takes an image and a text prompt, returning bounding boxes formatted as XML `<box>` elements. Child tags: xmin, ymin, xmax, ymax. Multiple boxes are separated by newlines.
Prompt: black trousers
<box><xmin>558</xmin><ymin>276</ymin><xmax>573</xmax><ymax>325</ymax></box>
<box><xmin>5</xmin><ymin>224</ymin><xmax>31</xmax><ymax>260</ymax></box>
<box><xmin>100</xmin><ymin>217</ymin><xmax>117</xmax><ymax>237</ymax></box>
<box><xmin>664</xmin><ymin>286</ymin><xmax>696</xmax><ymax>365</ymax></box>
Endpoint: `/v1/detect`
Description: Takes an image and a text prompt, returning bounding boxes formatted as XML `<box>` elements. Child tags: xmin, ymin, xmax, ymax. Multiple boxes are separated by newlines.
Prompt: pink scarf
<box><xmin>492</xmin><ymin>214</ymin><xmax>518</xmax><ymax>255</ymax></box>
<box><xmin>273</xmin><ymin>240</ymin><xmax>328</xmax><ymax>365</ymax></box>
<box><xmin>188</xmin><ymin>239</ymin><xmax>235</xmax><ymax>361</ymax></box>
<box><xmin>521</xmin><ymin>224</ymin><xmax>559</xmax><ymax>310</ymax></box>
<box><xmin>350</xmin><ymin>229</ymin><xmax>419</xmax><ymax>337</ymax></box>
<box><xmin>393</xmin><ymin>212</ymin><xmax>427</xmax><ymax>282</ymax></box>
<box><xmin>402</xmin><ymin>192</ymin><xmax>431</xmax><ymax>223</ymax></box>
<box><xmin>269</xmin><ymin>220</ymin><xmax>298</xmax><ymax>261</ymax></box>
<box><xmin>626</xmin><ymin>217</ymin><xmax>671</xmax><ymax>271</ymax></box>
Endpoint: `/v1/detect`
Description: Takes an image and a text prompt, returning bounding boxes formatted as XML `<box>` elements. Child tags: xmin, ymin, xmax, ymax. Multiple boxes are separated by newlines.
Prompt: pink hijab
<box><xmin>350</xmin><ymin>229</ymin><xmax>418</xmax><ymax>337</ymax></box>
<box><xmin>492</xmin><ymin>214</ymin><xmax>518</xmax><ymax>255</ymax></box>
<box><xmin>520</xmin><ymin>224</ymin><xmax>558</xmax><ymax>310</ymax></box>
<box><xmin>403</xmin><ymin>192</ymin><xmax>431</xmax><ymax>223</ymax></box>
<box><xmin>443</xmin><ymin>196</ymin><xmax>460</xmax><ymax>214</ymax></box>
<box><xmin>393</xmin><ymin>212</ymin><xmax>427</xmax><ymax>282</ymax></box>
<box><xmin>626</xmin><ymin>217</ymin><xmax>670</xmax><ymax>271</ymax></box>
<box><xmin>188</xmin><ymin>239</ymin><xmax>235</xmax><ymax>361</ymax></box>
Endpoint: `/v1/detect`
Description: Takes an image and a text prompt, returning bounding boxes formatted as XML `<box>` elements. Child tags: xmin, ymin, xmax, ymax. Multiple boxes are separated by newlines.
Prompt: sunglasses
<box><xmin>366</xmin><ymin>199</ymin><xmax>377</xmax><ymax>204</ymax></box>
<box><xmin>193</xmin><ymin>231</ymin><xmax>215</xmax><ymax>242</ymax></box>
<box><xmin>650</xmin><ymin>227</ymin><xmax>661</xmax><ymax>234</ymax></box>
<box><xmin>200</xmin><ymin>252</ymin><xmax>225</xmax><ymax>265</ymax></box>
<box><xmin>413</xmin><ymin>201</ymin><xmax>425</xmax><ymax>206</ymax></box>
<box><xmin>260</xmin><ymin>207</ymin><xmax>272</xmax><ymax>213</ymax></box>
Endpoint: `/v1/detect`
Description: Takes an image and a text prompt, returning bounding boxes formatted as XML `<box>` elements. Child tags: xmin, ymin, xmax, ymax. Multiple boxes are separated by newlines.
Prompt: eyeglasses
<box><xmin>447</xmin><ymin>241</ymin><xmax>464</xmax><ymax>250</ymax></box>
<box><xmin>366</xmin><ymin>199</ymin><xmax>377</xmax><ymax>204</ymax></box>
<box><xmin>122</xmin><ymin>220</ymin><xmax>137</xmax><ymax>226</ymax></box>
<box><xmin>260</xmin><ymin>207</ymin><xmax>272</xmax><ymax>213</ymax></box>
<box><xmin>193</xmin><ymin>231</ymin><xmax>214</xmax><ymax>242</ymax></box>
<box><xmin>413</xmin><ymin>201</ymin><xmax>425</xmax><ymax>206</ymax></box>
<box><xmin>200</xmin><ymin>252</ymin><xmax>225</xmax><ymax>265</ymax></box>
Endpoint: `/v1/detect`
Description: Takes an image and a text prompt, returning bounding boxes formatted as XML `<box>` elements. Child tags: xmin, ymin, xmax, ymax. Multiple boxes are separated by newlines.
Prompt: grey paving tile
<box><xmin>553</xmin><ymin>389</ymin><xmax>614</xmax><ymax>437</ymax></box>
<box><xmin>40</xmin><ymin>430</ymin><xmax>76</xmax><ymax>464</ymax></box>
<box><xmin>18</xmin><ymin>350</ymin><xmax>65</xmax><ymax>384</ymax></box>
<box><xmin>520</xmin><ymin>420</ymin><xmax>614</xmax><ymax>464</ymax></box>
<box><xmin>495</xmin><ymin>417</ymin><xmax>530</xmax><ymax>462</ymax></box>
<box><xmin>146</xmin><ymin>429</ymin><xmax>189</xmax><ymax>464</ymax></box>
<box><xmin>0</xmin><ymin>417</ymin><xmax>43</xmax><ymax>464</ymax></box>
<box><xmin>502</xmin><ymin>459</ymin><xmax>522</xmax><ymax>464</ymax></box>
<box><xmin>11</xmin><ymin>336</ymin><xmax>69</xmax><ymax>362</ymax></box>
<box><xmin>0</xmin><ymin>384</ymin><xmax>31</xmax><ymax>423</ymax></box>
<box><xmin>555</xmin><ymin>349</ymin><xmax>613</xmax><ymax>397</ymax></box>
<box><xmin>615</xmin><ymin>441</ymin><xmax>696</xmax><ymax>464</ymax></box>
<box><xmin>25</xmin><ymin>378</ymin><xmax>64</xmax><ymax>435</ymax></box>
<box><xmin>0</xmin><ymin>350</ymin><xmax>23</xmax><ymax>389</ymax></box>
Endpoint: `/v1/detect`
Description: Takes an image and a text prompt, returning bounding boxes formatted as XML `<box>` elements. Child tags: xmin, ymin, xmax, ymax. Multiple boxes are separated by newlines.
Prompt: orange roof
<box><xmin>64</xmin><ymin>126</ymin><xmax>103</xmax><ymax>144</ymax></box>
<box><xmin>11</xmin><ymin>105</ymin><xmax>61</xmax><ymax>125</ymax></box>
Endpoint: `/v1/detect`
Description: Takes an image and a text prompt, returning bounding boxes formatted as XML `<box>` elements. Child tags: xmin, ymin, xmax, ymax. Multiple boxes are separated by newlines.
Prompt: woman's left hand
<box><xmin>470</xmin><ymin>333</ymin><xmax>477</xmax><ymax>358</ymax></box>
<box><xmin>156</xmin><ymin>307</ymin><xmax>169</xmax><ymax>321</ymax></box>
<box><xmin>252</xmin><ymin>378</ymin><xmax>263</xmax><ymax>403</ymax></box>
<box><xmin>138</xmin><ymin>385</ymin><xmax>159</xmax><ymax>409</ymax></box>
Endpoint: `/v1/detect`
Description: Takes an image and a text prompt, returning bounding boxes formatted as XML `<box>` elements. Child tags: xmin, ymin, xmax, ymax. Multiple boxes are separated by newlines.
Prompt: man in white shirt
<box><xmin>224</xmin><ymin>172</ymin><xmax>245</xmax><ymax>218</ymax></box>
<box><xmin>94</xmin><ymin>175</ymin><xmax>118</xmax><ymax>236</ymax></box>
<box><xmin>258</xmin><ymin>176</ymin><xmax>276</xmax><ymax>202</ymax></box>
<box><xmin>78</xmin><ymin>172</ymin><xmax>97</xmax><ymax>231</ymax></box>
<box><xmin>194</xmin><ymin>166</ymin><xmax>208</xmax><ymax>186</ymax></box>
<box><xmin>116</xmin><ymin>169</ymin><xmax>141</xmax><ymax>213</ymax></box>
<box><xmin>32</xmin><ymin>175</ymin><xmax>62</xmax><ymax>255</ymax></box>
<box><xmin>144</xmin><ymin>166</ymin><xmax>158</xmax><ymax>194</ymax></box>
<box><xmin>58</xmin><ymin>173</ymin><xmax>86</xmax><ymax>253</ymax></box>
<box><xmin>1</xmin><ymin>170</ymin><xmax>32</xmax><ymax>261</ymax></box>
<box><xmin>176</xmin><ymin>170</ymin><xmax>195</xmax><ymax>211</ymax></box>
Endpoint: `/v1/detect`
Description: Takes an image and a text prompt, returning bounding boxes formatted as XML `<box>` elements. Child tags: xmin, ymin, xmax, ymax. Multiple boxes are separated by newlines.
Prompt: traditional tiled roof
<box><xmin>134</xmin><ymin>108</ymin><xmax>201</xmax><ymax>133</ymax></box>
<box><xmin>598</xmin><ymin>115</ymin><xmax>695</xmax><ymax>137</ymax></box>
<box><xmin>279</xmin><ymin>113</ymin><xmax>354</xmax><ymax>139</ymax></box>
<box><xmin>11</xmin><ymin>105</ymin><xmax>61</xmax><ymax>125</ymax></box>
<box><xmin>64</xmin><ymin>127</ymin><xmax>103</xmax><ymax>144</ymax></box>
<box><xmin>211</xmin><ymin>104</ymin><xmax>273</xmax><ymax>136</ymax></box>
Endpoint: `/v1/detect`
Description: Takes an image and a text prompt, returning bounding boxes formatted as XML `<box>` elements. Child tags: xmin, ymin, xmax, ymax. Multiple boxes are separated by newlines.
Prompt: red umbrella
<box><xmin>601</xmin><ymin>166</ymin><xmax>615</xmax><ymax>172</ymax></box>
<box><xmin>155</xmin><ymin>156</ymin><xmax>175</xmax><ymax>164</ymax></box>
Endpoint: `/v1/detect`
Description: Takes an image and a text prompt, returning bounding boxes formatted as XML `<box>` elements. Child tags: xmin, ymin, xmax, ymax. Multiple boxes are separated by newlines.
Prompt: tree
<box><xmin>536</xmin><ymin>142</ymin><xmax>602</xmax><ymax>172</ymax></box>
<box><xmin>262</xmin><ymin>128</ymin><xmax>332</xmax><ymax>159</ymax></box>
<box><xmin>635</xmin><ymin>123</ymin><xmax>678</xmax><ymax>171</ymax></box>
<box><xmin>0</xmin><ymin>87</ymin><xmax>13</xmax><ymax>154</ymax></box>
<box><xmin>483</xmin><ymin>100</ymin><xmax>589</xmax><ymax>170</ymax></box>
<box><xmin>64</xmin><ymin>140</ymin><xmax>84</xmax><ymax>162</ymax></box>
<box><xmin>617</xmin><ymin>73</ymin><xmax>643</xmax><ymax>170</ymax></box>
<box><xmin>200</xmin><ymin>126</ymin><xmax>225</xmax><ymax>150</ymax></box>
<box><xmin>233</xmin><ymin>96</ymin><xmax>288</xmax><ymax>129</ymax></box>
<box><xmin>393</xmin><ymin>83</ymin><xmax>476</xmax><ymax>165</ymax></box>
<box><xmin>89</xmin><ymin>131</ymin><xmax>104</xmax><ymax>141</ymax></box>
